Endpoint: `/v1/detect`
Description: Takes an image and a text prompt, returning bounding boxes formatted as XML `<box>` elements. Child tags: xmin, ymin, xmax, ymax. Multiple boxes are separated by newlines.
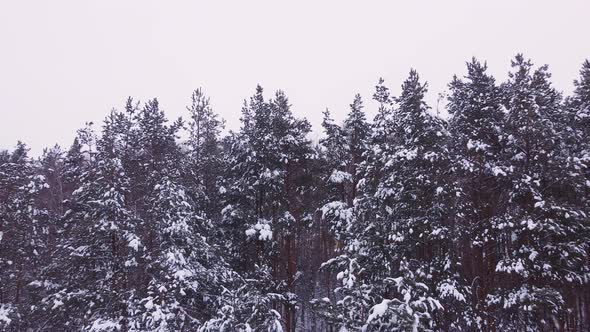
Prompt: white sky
<box><xmin>1</xmin><ymin>0</ymin><xmax>589</xmax><ymax>155</ymax></box>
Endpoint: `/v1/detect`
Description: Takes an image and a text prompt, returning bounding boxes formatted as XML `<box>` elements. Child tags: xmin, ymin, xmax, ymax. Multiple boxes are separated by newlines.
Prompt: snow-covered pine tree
<box><xmin>568</xmin><ymin>60</ymin><xmax>590</xmax><ymax>208</ymax></box>
<box><xmin>569</xmin><ymin>60</ymin><xmax>590</xmax><ymax>148</ymax></box>
<box><xmin>123</xmin><ymin>97</ymin><xmax>226</xmax><ymax>330</ymax></box>
<box><xmin>38</xmin><ymin>146</ymin><xmax>66</xmax><ymax>218</ymax></box>
<box><xmin>446</xmin><ymin>58</ymin><xmax>507</xmax><ymax>329</ymax></box>
<box><xmin>367</xmin><ymin>70</ymin><xmax>458</xmax><ymax>331</ymax></box>
<box><xmin>354</xmin><ymin>78</ymin><xmax>395</xmax><ymax>239</ymax></box>
<box><xmin>2</xmin><ymin>54</ymin><xmax>590</xmax><ymax>331</ymax></box>
<box><xmin>269</xmin><ymin>90</ymin><xmax>315</xmax><ymax>331</ymax></box>
<box><xmin>313</xmin><ymin>82</ymin><xmax>387</xmax><ymax>330</ymax></box>
<box><xmin>317</xmin><ymin>71</ymin><xmax>454</xmax><ymax>331</ymax></box>
<box><xmin>25</xmin><ymin>146</ymin><xmax>69</xmax><ymax>327</ymax></box>
<box><xmin>137</xmin><ymin>175</ymin><xmax>232</xmax><ymax>330</ymax></box>
<box><xmin>40</xmin><ymin>111</ymin><xmax>143</xmax><ymax>331</ymax></box>
<box><xmin>565</xmin><ymin>58</ymin><xmax>590</xmax><ymax>332</ymax></box>
<box><xmin>488</xmin><ymin>55</ymin><xmax>590</xmax><ymax>331</ymax></box>
<box><xmin>343</xmin><ymin>95</ymin><xmax>371</xmax><ymax>207</ymax></box>
<box><xmin>63</xmin><ymin>137</ymin><xmax>85</xmax><ymax>190</ymax></box>
<box><xmin>220</xmin><ymin>85</ymin><xmax>276</xmax><ymax>273</ymax></box>
<box><xmin>320</xmin><ymin>94</ymin><xmax>370</xmax><ymax>241</ymax></box>
<box><xmin>318</xmin><ymin>109</ymin><xmax>350</xmax><ymax>240</ymax></box>
<box><xmin>29</xmin><ymin>135</ymin><xmax>92</xmax><ymax>330</ymax></box>
<box><xmin>311</xmin><ymin>94</ymin><xmax>372</xmax><ymax>331</ymax></box>
<box><xmin>200</xmin><ymin>264</ymin><xmax>288</xmax><ymax>332</ymax></box>
<box><xmin>0</xmin><ymin>142</ymin><xmax>49</xmax><ymax>330</ymax></box>
<box><xmin>183</xmin><ymin>89</ymin><xmax>225</xmax><ymax>220</ymax></box>
<box><xmin>220</xmin><ymin>86</ymin><xmax>312</xmax><ymax>331</ymax></box>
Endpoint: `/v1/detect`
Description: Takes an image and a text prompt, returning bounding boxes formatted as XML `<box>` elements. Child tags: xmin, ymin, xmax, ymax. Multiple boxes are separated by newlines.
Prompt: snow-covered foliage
<box><xmin>1</xmin><ymin>56</ymin><xmax>589</xmax><ymax>331</ymax></box>
<box><xmin>219</xmin><ymin>86</ymin><xmax>312</xmax><ymax>330</ymax></box>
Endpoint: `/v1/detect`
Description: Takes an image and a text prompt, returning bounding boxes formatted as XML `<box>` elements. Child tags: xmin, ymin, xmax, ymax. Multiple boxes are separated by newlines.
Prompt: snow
<box><xmin>221</xmin><ymin>204</ymin><xmax>233</xmax><ymax>216</ymax></box>
<box><xmin>321</xmin><ymin>201</ymin><xmax>353</xmax><ymax>225</ymax></box>
<box><xmin>329</xmin><ymin>170</ymin><xmax>352</xmax><ymax>184</ymax></box>
<box><xmin>403</xmin><ymin>291</ymin><xmax>411</xmax><ymax>303</ymax></box>
<box><xmin>0</xmin><ymin>305</ymin><xmax>12</xmax><ymax>326</ymax></box>
<box><xmin>492</xmin><ymin>166</ymin><xmax>506</xmax><ymax>176</ymax></box>
<box><xmin>496</xmin><ymin>258</ymin><xmax>528</xmax><ymax>277</ymax></box>
<box><xmin>246</xmin><ymin>220</ymin><xmax>273</xmax><ymax>241</ymax></box>
<box><xmin>466</xmin><ymin>139</ymin><xmax>490</xmax><ymax>152</ymax></box>
<box><xmin>394</xmin><ymin>148</ymin><xmax>418</xmax><ymax>160</ymax></box>
<box><xmin>174</xmin><ymin>269</ymin><xmax>193</xmax><ymax>280</ymax></box>
<box><xmin>270</xmin><ymin>310</ymin><xmax>283</xmax><ymax>332</ymax></box>
<box><xmin>282</xmin><ymin>211</ymin><xmax>296</xmax><ymax>224</ymax></box>
<box><xmin>367</xmin><ymin>299</ymin><xmax>391</xmax><ymax>323</ymax></box>
<box><xmin>431</xmin><ymin>228</ymin><xmax>442</xmax><ymax>236</ymax></box>
<box><xmin>438</xmin><ymin>282</ymin><xmax>466</xmax><ymax>302</ymax></box>
<box><xmin>258</xmin><ymin>226</ymin><xmax>272</xmax><ymax>241</ymax></box>
<box><xmin>124</xmin><ymin>258</ymin><xmax>137</xmax><ymax>267</ymax></box>
<box><xmin>144</xmin><ymin>299</ymin><xmax>154</xmax><ymax>310</ymax></box>
<box><xmin>521</xmin><ymin>218</ymin><xmax>537</xmax><ymax>230</ymax></box>
<box><xmin>89</xmin><ymin>319</ymin><xmax>121</xmax><ymax>331</ymax></box>
<box><xmin>2</xmin><ymin>62</ymin><xmax>589</xmax><ymax>331</ymax></box>
<box><xmin>534</xmin><ymin>200</ymin><xmax>545</xmax><ymax>208</ymax></box>
<box><xmin>274</xmin><ymin>320</ymin><xmax>284</xmax><ymax>332</ymax></box>
<box><xmin>128</xmin><ymin>238</ymin><xmax>140</xmax><ymax>251</ymax></box>
<box><xmin>51</xmin><ymin>299</ymin><xmax>64</xmax><ymax>310</ymax></box>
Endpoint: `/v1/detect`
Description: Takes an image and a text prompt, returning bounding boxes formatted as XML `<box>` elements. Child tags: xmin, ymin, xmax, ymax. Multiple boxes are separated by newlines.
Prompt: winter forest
<box><xmin>1</xmin><ymin>55</ymin><xmax>589</xmax><ymax>332</ymax></box>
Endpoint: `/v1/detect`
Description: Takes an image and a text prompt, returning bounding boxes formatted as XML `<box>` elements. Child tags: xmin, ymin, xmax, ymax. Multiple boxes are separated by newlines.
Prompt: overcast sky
<box><xmin>1</xmin><ymin>0</ymin><xmax>589</xmax><ymax>155</ymax></box>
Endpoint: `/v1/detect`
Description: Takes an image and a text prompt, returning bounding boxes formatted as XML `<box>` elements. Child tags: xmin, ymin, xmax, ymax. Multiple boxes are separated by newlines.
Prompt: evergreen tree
<box><xmin>1</xmin><ymin>54</ymin><xmax>589</xmax><ymax>331</ymax></box>
<box><xmin>0</xmin><ymin>142</ymin><xmax>48</xmax><ymax>331</ymax></box>
<box><xmin>138</xmin><ymin>175</ymin><xmax>230</xmax><ymax>330</ymax></box>
<box><xmin>320</xmin><ymin>94</ymin><xmax>370</xmax><ymax>240</ymax></box>
<box><xmin>570</xmin><ymin>60</ymin><xmax>590</xmax><ymax>145</ymax></box>
<box><xmin>319</xmin><ymin>109</ymin><xmax>350</xmax><ymax>238</ymax></box>
<box><xmin>41</xmin><ymin>112</ymin><xmax>142</xmax><ymax>330</ymax></box>
<box><xmin>489</xmin><ymin>55</ymin><xmax>590</xmax><ymax>330</ymax></box>
<box><xmin>63</xmin><ymin>137</ymin><xmax>86</xmax><ymax>196</ymax></box>
<box><xmin>221</xmin><ymin>86</ymin><xmax>312</xmax><ymax>331</ymax></box>
<box><xmin>446</xmin><ymin>58</ymin><xmax>507</xmax><ymax>329</ymax></box>
<box><xmin>317</xmin><ymin>71</ymin><xmax>453</xmax><ymax>331</ymax></box>
<box><xmin>184</xmin><ymin>88</ymin><xmax>225</xmax><ymax>220</ymax></box>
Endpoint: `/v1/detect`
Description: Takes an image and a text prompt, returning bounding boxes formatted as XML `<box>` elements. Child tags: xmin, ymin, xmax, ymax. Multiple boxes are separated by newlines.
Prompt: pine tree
<box><xmin>138</xmin><ymin>175</ymin><xmax>230</xmax><ymax>330</ymax></box>
<box><xmin>365</xmin><ymin>70</ymin><xmax>455</xmax><ymax>330</ymax></box>
<box><xmin>221</xmin><ymin>86</ymin><xmax>312</xmax><ymax>331</ymax></box>
<box><xmin>63</xmin><ymin>137</ymin><xmax>86</xmax><ymax>196</ymax></box>
<box><xmin>184</xmin><ymin>88</ymin><xmax>225</xmax><ymax>220</ymax></box>
<box><xmin>320</xmin><ymin>94</ymin><xmax>370</xmax><ymax>240</ymax></box>
<box><xmin>319</xmin><ymin>109</ymin><xmax>351</xmax><ymax>238</ymax></box>
<box><xmin>568</xmin><ymin>60</ymin><xmax>590</xmax><ymax>210</ymax></box>
<box><xmin>41</xmin><ymin>112</ymin><xmax>143</xmax><ymax>331</ymax></box>
<box><xmin>488</xmin><ymin>55</ymin><xmax>590</xmax><ymax>330</ymax></box>
<box><xmin>570</xmin><ymin>60</ymin><xmax>590</xmax><ymax>145</ymax></box>
<box><xmin>38</xmin><ymin>146</ymin><xmax>66</xmax><ymax>218</ymax></box>
<box><xmin>317</xmin><ymin>71</ymin><xmax>453</xmax><ymax>331</ymax></box>
<box><xmin>0</xmin><ymin>142</ymin><xmax>48</xmax><ymax>330</ymax></box>
<box><xmin>2</xmin><ymin>54</ymin><xmax>590</xmax><ymax>331</ymax></box>
<box><xmin>446</xmin><ymin>58</ymin><xmax>507</xmax><ymax>328</ymax></box>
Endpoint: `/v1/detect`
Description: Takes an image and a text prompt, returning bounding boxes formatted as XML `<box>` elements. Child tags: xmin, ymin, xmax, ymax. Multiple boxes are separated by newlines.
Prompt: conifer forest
<box><xmin>1</xmin><ymin>56</ymin><xmax>590</xmax><ymax>332</ymax></box>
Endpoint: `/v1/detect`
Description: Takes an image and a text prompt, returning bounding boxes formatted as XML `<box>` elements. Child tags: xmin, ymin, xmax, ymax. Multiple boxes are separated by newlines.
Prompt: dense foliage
<box><xmin>1</xmin><ymin>56</ymin><xmax>589</xmax><ymax>331</ymax></box>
